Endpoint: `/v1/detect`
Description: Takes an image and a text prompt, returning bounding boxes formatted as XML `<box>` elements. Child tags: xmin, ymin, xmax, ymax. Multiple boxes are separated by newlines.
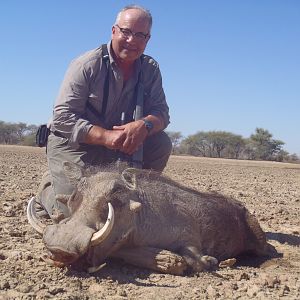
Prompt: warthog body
<box><xmin>39</xmin><ymin>163</ymin><xmax>274</xmax><ymax>275</ymax></box>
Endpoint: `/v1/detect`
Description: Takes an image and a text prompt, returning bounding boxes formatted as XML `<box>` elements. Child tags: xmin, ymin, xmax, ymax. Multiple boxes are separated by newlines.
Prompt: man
<box><xmin>37</xmin><ymin>5</ymin><xmax>171</xmax><ymax>221</ymax></box>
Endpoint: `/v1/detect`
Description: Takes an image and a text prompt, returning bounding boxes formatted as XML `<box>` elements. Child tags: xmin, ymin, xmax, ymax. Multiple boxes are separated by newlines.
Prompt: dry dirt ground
<box><xmin>0</xmin><ymin>145</ymin><xmax>299</xmax><ymax>300</ymax></box>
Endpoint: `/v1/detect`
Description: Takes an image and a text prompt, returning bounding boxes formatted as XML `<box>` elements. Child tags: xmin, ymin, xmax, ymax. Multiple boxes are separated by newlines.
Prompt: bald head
<box><xmin>115</xmin><ymin>5</ymin><xmax>152</xmax><ymax>31</ymax></box>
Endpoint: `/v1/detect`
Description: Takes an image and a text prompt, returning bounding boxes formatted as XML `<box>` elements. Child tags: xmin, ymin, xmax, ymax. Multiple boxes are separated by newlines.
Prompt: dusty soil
<box><xmin>0</xmin><ymin>145</ymin><xmax>299</xmax><ymax>299</ymax></box>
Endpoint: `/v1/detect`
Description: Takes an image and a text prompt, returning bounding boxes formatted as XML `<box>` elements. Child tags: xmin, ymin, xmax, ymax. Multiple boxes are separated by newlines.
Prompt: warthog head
<box><xmin>28</xmin><ymin>163</ymin><xmax>142</xmax><ymax>267</ymax></box>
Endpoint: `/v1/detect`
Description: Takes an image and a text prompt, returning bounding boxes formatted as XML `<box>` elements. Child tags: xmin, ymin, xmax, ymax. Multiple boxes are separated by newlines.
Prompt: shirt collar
<box><xmin>107</xmin><ymin>40</ymin><xmax>142</xmax><ymax>75</ymax></box>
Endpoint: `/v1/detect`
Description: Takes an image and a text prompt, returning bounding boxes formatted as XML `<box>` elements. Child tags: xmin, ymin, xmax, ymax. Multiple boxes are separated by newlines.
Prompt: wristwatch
<box><xmin>142</xmin><ymin>119</ymin><xmax>154</xmax><ymax>134</ymax></box>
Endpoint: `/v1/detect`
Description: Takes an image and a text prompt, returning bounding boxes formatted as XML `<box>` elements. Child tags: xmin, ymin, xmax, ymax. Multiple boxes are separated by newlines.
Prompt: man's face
<box><xmin>111</xmin><ymin>9</ymin><xmax>151</xmax><ymax>64</ymax></box>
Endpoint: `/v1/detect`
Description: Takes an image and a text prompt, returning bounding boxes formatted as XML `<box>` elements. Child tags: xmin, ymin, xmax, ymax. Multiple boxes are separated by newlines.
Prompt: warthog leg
<box><xmin>178</xmin><ymin>245</ymin><xmax>218</xmax><ymax>272</ymax></box>
<box><xmin>111</xmin><ymin>246</ymin><xmax>188</xmax><ymax>275</ymax></box>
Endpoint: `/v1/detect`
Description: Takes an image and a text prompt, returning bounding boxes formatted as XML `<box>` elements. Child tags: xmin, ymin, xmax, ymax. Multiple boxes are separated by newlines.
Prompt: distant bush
<box><xmin>166</xmin><ymin>128</ymin><xmax>299</xmax><ymax>163</ymax></box>
<box><xmin>0</xmin><ymin>121</ymin><xmax>37</xmax><ymax>146</ymax></box>
<box><xmin>22</xmin><ymin>134</ymin><xmax>36</xmax><ymax>146</ymax></box>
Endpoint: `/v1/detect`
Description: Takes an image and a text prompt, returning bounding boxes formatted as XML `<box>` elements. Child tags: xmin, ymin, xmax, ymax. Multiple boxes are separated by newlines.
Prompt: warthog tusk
<box><xmin>87</xmin><ymin>262</ymin><xmax>107</xmax><ymax>273</ymax></box>
<box><xmin>27</xmin><ymin>197</ymin><xmax>46</xmax><ymax>235</ymax></box>
<box><xmin>90</xmin><ymin>202</ymin><xmax>115</xmax><ymax>247</ymax></box>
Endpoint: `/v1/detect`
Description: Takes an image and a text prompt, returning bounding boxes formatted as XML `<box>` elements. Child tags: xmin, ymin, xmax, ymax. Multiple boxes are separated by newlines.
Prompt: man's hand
<box><xmin>113</xmin><ymin>120</ymin><xmax>148</xmax><ymax>155</ymax></box>
<box><xmin>84</xmin><ymin>126</ymin><xmax>126</xmax><ymax>149</ymax></box>
<box><xmin>84</xmin><ymin>115</ymin><xmax>164</xmax><ymax>154</ymax></box>
<box><xmin>101</xmin><ymin>129</ymin><xmax>127</xmax><ymax>150</ymax></box>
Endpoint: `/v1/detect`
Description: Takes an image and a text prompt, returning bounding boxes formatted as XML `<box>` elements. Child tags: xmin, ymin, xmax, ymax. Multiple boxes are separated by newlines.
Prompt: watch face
<box><xmin>143</xmin><ymin>119</ymin><xmax>153</xmax><ymax>132</ymax></box>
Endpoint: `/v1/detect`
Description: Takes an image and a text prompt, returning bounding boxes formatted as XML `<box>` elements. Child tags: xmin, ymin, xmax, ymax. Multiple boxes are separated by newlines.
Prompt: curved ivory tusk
<box><xmin>26</xmin><ymin>197</ymin><xmax>46</xmax><ymax>235</ymax></box>
<box><xmin>90</xmin><ymin>202</ymin><xmax>115</xmax><ymax>247</ymax></box>
<box><xmin>87</xmin><ymin>262</ymin><xmax>107</xmax><ymax>273</ymax></box>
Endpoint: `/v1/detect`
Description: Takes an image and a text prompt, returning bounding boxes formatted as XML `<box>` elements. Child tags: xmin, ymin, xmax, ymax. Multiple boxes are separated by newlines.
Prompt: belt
<box><xmin>51</xmin><ymin>130</ymin><xmax>66</xmax><ymax>139</ymax></box>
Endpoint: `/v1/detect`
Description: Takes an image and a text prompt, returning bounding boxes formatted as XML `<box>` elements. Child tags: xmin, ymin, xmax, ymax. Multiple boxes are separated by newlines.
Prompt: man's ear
<box><xmin>112</xmin><ymin>25</ymin><xmax>117</xmax><ymax>37</ymax></box>
<box><xmin>63</xmin><ymin>161</ymin><xmax>83</xmax><ymax>185</ymax></box>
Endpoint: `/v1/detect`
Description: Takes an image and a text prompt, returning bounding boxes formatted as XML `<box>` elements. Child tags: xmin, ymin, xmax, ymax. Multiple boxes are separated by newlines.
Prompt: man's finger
<box><xmin>113</xmin><ymin>125</ymin><xmax>126</xmax><ymax>130</ymax></box>
<box><xmin>123</xmin><ymin>137</ymin><xmax>137</xmax><ymax>153</ymax></box>
<box><xmin>110</xmin><ymin>130</ymin><xmax>126</xmax><ymax>147</ymax></box>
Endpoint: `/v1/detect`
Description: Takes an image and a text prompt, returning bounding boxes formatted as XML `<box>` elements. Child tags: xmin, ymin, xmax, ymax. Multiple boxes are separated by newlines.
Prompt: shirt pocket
<box><xmin>87</xmin><ymin>91</ymin><xmax>104</xmax><ymax>114</ymax></box>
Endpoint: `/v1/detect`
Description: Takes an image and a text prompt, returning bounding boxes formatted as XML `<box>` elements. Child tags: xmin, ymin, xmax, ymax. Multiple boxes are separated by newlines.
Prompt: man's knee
<box><xmin>143</xmin><ymin>131</ymin><xmax>172</xmax><ymax>171</ymax></box>
<box><xmin>146</xmin><ymin>131</ymin><xmax>172</xmax><ymax>152</ymax></box>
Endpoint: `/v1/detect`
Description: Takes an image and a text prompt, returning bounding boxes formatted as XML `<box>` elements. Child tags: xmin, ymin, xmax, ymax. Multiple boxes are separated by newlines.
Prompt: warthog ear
<box><xmin>129</xmin><ymin>199</ymin><xmax>142</xmax><ymax>212</ymax></box>
<box><xmin>121</xmin><ymin>168</ymin><xmax>137</xmax><ymax>190</ymax></box>
<box><xmin>63</xmin><ymin>162</ymin><xmax>83</xmax><ymax>185</ymax></box>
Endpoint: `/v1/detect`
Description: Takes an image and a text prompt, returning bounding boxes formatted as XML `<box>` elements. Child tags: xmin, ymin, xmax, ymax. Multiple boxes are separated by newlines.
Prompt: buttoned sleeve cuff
<box><xmin>69</xmin><ymin>120</ymin><xmax>93</xmax><ymax>148</ymax></box>
<box><xmin>52</xmin><ymin>117</ymin><xmax>93</xmax><ymax>149</ymax></box>
<box><xmin>148</xmin><ymin>110</ymin><xmax>170</xmax><ymax>130</ymax></box>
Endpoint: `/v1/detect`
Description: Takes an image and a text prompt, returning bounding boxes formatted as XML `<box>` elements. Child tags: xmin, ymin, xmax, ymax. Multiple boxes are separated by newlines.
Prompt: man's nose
<box><xmin>126</xmin><ymin>34</ymin><xmax>135</xmax><ymax>42</ymax></box>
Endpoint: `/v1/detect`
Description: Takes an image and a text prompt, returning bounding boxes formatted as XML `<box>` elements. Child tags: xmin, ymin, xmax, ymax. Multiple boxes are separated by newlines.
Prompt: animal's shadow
<box><xmin>234</xmin><ymin>231</ymin><xmax>300</xmax><ymax>268</ymax></box>
<box><xmin>235</xmin><ymin>251</ymin><xmax>281</xmax><ymax>269</ymax></box>
<box><xmin>66</xmin><ymin>258</ymin><xmax>177</xmax><ymax>287</ymax></box>
<box><xmin>66</xmin><ymin>231</ymin><xmax>299</xmax><ymax>282</ymax></box>
<box><xmin>266</xmin><ymin>231</ymin><xmax>300</xmax><ymax>246</ymax></box>
<box><xmin>66</xmin><ymin>247</ymin><xmax>282</xmax><ymax>284</ymax></box>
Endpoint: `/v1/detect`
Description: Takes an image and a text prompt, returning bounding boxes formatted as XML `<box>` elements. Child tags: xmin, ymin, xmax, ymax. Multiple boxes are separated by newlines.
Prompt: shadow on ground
<box><xmin>266</xmin><ymin>231</ymin><xmax>300</xmax><ymax>246</ymax></box>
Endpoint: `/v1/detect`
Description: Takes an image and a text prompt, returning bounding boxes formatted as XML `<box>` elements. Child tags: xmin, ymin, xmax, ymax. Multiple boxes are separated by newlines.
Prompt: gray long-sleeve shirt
<box><xmin>50</xmin><ymin>41</ymin><xmax>170</xmax><ymax>148</ymax></box>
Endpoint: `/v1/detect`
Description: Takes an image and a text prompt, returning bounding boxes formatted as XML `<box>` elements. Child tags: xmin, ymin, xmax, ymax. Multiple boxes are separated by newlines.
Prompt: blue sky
<box><xmin>0</xmin><ymin>0</ymin><xmax>299</xmax><ymax>154</ymax></box>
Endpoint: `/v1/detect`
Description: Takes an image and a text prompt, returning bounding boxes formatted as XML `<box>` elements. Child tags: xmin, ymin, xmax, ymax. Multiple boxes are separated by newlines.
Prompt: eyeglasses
<box><xmin>115</xmin><ymin>25</ymin><xmax>149</xmax><ymax>41</ymax></box>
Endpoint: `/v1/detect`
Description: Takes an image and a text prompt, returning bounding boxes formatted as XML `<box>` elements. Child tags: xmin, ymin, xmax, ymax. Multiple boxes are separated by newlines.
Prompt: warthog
<box><xmin>27</xmin><ymin>163</ymin><xmax>275</xmax><ymax>275</ymax></box>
